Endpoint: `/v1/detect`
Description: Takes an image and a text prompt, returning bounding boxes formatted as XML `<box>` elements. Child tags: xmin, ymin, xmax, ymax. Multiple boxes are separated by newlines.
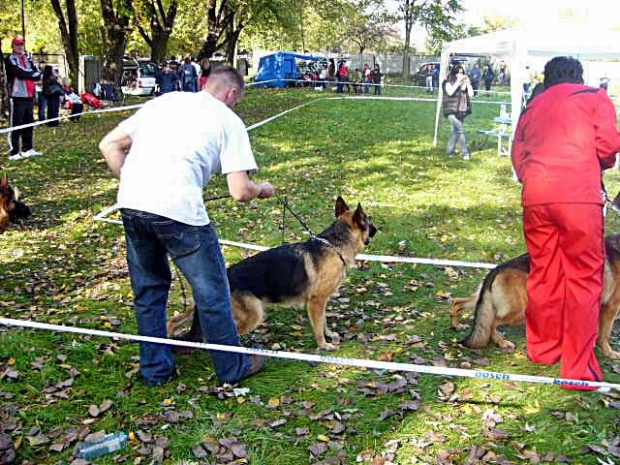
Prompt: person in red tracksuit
<box><xmin>511</xmin><ymin>56</ymin><xmax>620</xmax><ymax>389</ymax></box>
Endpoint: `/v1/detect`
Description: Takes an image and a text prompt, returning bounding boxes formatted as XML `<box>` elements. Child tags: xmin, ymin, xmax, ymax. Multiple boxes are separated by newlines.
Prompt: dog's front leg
<box><xmin>308</xmin><ymin>296</ymin><xmax>337</xmax><ymax>350</ymax></box>
<box><xmin>598</xmin><ymin>300</ymin><xmax>620</xmax><ymax>359</ymax></box>
<box><xmin>323</xmin><ymin>313</ymin><xmax>340</xmax><ymax>342</ymax></box>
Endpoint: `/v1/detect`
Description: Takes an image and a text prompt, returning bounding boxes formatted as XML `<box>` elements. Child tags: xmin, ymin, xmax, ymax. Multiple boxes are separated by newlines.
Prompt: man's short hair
<box><xmin>210</xmin><ymin>65</ymin><xmax>245</xmax><ymax>91</ymax></box>
<box><xmin>543</xmin><ymin>56</ymin><xmax>583</xmax><ymax>88</ymax></box>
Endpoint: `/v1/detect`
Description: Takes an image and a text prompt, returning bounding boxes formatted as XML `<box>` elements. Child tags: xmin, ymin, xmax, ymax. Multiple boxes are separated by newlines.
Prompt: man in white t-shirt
<box><xmin>99</xmin><ymin>66</ymin><xmax>275</xmax><ymax>386</ymax></box>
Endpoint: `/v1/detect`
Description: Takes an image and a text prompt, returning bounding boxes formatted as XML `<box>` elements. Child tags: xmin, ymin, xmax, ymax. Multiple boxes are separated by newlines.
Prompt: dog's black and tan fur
<box><xmin>168</xmin><ymin>196</ymin><xmax>377</xmax><ymax>350</ymax></box>
<box><xmin>451</xmin><ymin>235</ymin><xmax>620</xmax><ymax>359</ymax></box>
<box><xmin>0</xmin><ymin>173</ymin><xmax>31</xmax><ymax>235</ymax></box>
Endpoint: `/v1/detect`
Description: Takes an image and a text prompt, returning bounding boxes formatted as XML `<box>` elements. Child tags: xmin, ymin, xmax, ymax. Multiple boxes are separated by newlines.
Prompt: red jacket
<box><xmin>511</xmin><ymin>83</ymin><xmax>620</xmax><ymax>206</ymax></box>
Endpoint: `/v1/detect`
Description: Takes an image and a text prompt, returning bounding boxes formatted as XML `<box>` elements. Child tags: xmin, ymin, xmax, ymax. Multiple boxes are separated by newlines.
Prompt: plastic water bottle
<box><xmin>75</xmin><ymin>432</ymin><xmax>129</xmax><ymax>459</ymax></box>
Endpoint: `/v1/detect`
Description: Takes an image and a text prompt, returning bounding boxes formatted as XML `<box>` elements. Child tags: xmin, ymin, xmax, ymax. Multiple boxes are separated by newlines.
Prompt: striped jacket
<box><xmin>5</xmin><ymin>53</ymin><xmax>41</xmax><ymax>98</ymax></box>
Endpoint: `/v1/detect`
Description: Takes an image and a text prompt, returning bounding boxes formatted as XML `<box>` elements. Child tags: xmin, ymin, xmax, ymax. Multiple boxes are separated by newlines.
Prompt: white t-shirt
<box><xmin>117</xmin><ymin>91</ymin><xmax>257</xmax><ymax>226</ymax></box>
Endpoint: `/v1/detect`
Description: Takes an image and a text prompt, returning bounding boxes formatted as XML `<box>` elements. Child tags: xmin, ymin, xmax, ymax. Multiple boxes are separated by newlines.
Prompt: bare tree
<box><xmin>135</xmin><ymin>0</ymin><xmax>178</xmax><ymax>63</ymax></box>
<box><xmin>198</xmin><ymin>0</ymin><xmax>289</xmax><ymax>63</ymax></box>
<box><xmin>398</xmin><ymin>0</ymin><xmax>462</xmax><ymax>81</ymax></box>
<box><xmin>50</xmin><ymin>0</ymin><xmax>79</xmax><ymax>85</ymax></box>
<box><xmin>347</xmin><ymin>1</ymin><xmax>397</xmax><ymax>55</ymax></box>
<box><xmin>197</xmin><ymin>0</ymin><xmax>232</xmax><ymax>60</ymax></box>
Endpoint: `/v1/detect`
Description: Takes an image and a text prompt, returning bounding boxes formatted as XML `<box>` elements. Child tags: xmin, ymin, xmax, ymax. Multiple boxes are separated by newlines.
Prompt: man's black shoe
<box><xmin>240</xmin><ymin>354</ymin><xmax>265</xmax><ymax>381</ymax></box>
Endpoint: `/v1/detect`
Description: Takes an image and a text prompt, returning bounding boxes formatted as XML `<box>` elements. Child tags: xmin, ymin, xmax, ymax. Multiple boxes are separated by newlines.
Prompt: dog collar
<box><xmin>314</xmin><ymin>236</ymin><xmax>348</xmax><ymax>267</ymax></box>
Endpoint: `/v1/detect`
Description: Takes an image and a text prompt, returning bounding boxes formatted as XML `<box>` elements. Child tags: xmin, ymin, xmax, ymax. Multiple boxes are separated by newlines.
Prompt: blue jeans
<box><xmin>121</xmin><ymin>209</ymin><xmax>250</xmax><ymax>385</ymax></box>
<box><xmin>446</xmin><ymin>114</ymin><xmax>469</xmax><ymax>157</ymax></box>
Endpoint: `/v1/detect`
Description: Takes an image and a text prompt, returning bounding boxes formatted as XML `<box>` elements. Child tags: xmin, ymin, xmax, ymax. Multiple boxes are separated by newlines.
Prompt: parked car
<box><xmin>120</xmin><ymin>57</ymin><xmax>157</xmax><ymax>96</ymax></box>
<box><xmin>412</xmin><ymin>57</ymin><xmax>470</xmax><ymax>87</ymax></box>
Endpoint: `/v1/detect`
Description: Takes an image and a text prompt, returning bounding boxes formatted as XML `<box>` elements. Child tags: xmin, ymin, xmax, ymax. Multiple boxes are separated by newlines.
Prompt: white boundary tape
<box><xmin>0</xmin><ymin>103</ymin><xmax>145</xmax><ymax>135</ymax></box>
<box><xmin>0</xmin><ymin>317</ymin><xmax>615</xmax><ymax>392</ymax></box>
<box><xmin>255</xmin><ymin>78</ymin><xmax>515</xmax><ymax>96</ymax></box>
<box><xmin>94</xmin><ymin>205</ymin><xmax>496</xmax><ymax>269</ymax></box>
<box><xmin>0</xmin><ymin>89</ymin><xmax>512</xmax><ymax>136</ymax></box>
<box><xmin>0</xmin><ymin>79</ymin><xmax>281</xmax><ymax>133</ymax></box>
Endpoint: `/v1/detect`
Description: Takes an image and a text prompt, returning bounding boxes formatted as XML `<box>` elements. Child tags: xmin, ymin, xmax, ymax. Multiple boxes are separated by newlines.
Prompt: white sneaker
<box><xmin>22</xmin><ymin>149</ymin><xmax>43</xmax><ymax>157</ymax></box>
<box><xmin>8</xmin><ymin>153</ymin><xmax>26</xmax><ymax>161</ymax></box>
<box><xmin>463</xmin><ymin>154</ymin><xmax>471</xmax><ymax>160</ymax></box>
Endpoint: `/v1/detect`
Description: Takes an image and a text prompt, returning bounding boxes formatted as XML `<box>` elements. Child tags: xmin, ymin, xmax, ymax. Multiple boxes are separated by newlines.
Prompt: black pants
<box><xmin>8</xmin><ymin>97</ymin><xmax>35</xmax><ymax>156</ymax></box>
<box><xmin>46</xmin><ymin>96</ymin><xmax>60</xmax><ymax>127</ymax></box>
<box><xmin>71</xmin><ymin>103</ymin><xmax>84</xmax><ymax>121</ymax></box>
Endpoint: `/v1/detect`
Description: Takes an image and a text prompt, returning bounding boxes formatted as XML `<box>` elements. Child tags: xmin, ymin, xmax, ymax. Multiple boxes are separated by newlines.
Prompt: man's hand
<box><xmin>227</xmin><ymin>172</ymin><xmax>275</xmax><ymax>202</ymax></box>
<box><xmin>257</xmin><ymin>182</ymin><xmax>275</xmax><ymax>199</ymax></box>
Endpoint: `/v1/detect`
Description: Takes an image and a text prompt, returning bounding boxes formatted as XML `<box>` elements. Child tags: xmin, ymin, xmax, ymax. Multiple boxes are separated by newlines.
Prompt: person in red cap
<box><xmin>5</xmin><ymin>36</ymin><xmax>43</xmax><ymax>161</ymax></box>
<box><xmin>512</xmin><ymin>56</ymin><xmax>620</xmax><ymax>390</ymax></box>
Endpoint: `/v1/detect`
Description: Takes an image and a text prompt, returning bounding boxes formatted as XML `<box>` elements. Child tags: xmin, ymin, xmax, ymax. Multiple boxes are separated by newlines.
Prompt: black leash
<box><xmin>205</xmin><ymin>192</ymin><xmax>347</xmax><ymax>266</ymax></box>
<box><xmin>204</xmin><ymin>193</ymin><xmax>232</xmax><ymax>202</ymax></box>
<box><xmin>276</xmin><ymin>194</ymin><xmax>347</xmax><ymax>267</ymax></box>
<box><xmin>276</xmin><ymin>194</ymin><xmax>320</xmax><ymax>239</ymax></box>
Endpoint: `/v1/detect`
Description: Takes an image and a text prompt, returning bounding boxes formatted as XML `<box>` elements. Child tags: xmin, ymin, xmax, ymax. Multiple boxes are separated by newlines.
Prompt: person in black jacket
<box><xmin>5</xmin><ymin>36</ymin><xmax>43</xmax><ymax>160</ymax></box>
<box><xmin>442</xmin><ymin>64</ymin><xmax>474</xmax><ymax>160</ymax></box>
<box><xmin>156</xmin><ymin>63</ymin><xmax>179</xmax><ymax>95</ymax></box>
<box><xmin>41</xmin><ymin>66</ymin><xmax>63</xmax><ymax>127</ymax></box>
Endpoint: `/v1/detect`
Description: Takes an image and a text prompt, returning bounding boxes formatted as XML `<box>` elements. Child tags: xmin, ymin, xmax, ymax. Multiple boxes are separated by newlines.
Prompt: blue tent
<box><xmin>253</xmin><ymin>52</ymin><xmax>326</xmax><ymax>88</ymax></box>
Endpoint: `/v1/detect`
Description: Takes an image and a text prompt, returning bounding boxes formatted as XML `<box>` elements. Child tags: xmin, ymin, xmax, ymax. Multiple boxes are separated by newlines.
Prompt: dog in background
<box><xmin>451</xmin><ymin>235</ymin><xmax>620</xmax><ymax>359</ymax></box>
<box><xmin>0</xmin><ymin>173</ymin><xmax>31</xmax><ymax>234</ymax></box>
<box><xmin>168</xmin><ymin>196</ymin><xmax>377</xmax><ymax>350</ymax></box>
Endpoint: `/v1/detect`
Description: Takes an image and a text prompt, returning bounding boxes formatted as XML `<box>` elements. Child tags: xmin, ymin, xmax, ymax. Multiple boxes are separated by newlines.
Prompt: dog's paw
<box><xmin>452</xmin><ymin>323</ymin><xmax>469</xmax><ymax>331</ymax></box>
<box><xmin>325</xmin><ymin>330</ymin><xmax>340</xmax><ymax>342</ymax></box>
<box><xmin>318</xmin><ymin>342</ymin><xmax>338</xmax><ymax>351</ymax></box>
<box><xmin>498</xmin><ymin>340</ymin><xmax>515</xmax><ymax>350</ymax></box>
<box><xmin>603</xmin><ymin>349</ymin><xmax>620</xmax><ymax>360</ymax></box>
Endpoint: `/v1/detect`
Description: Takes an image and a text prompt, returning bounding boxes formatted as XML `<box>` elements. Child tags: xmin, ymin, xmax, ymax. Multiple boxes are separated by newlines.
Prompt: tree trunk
<box><xmin>151</xmin><ymin>29</ymin><xmax>171</xmax><ymax>63</ymax></box>
<box><xmin>100</xmin><ymin>0</ymin><xmax>132</xmax><ymax>90</ymax></box>
<box><xmin>225</xmin><ymin>13</ymin><xmax>242</xmax><ymax>65</ymax></box>
<box><xmin>50</xmin><ymin>0</ymin><xmax>80</xmax><ymax>86</ymax></box>
<box><xmin>401</xmin><ymin>0</ymin><xmax>415</xmax><ymax>81</ymax></box>
<box><xmin>198</xmin><ymin>0</ymin><xmax>234</xmax><ymax>60</ymax></box>
<box><xmin>402</xmin><ymin>25</ymin><xmax>411</xmax><ymax>81</ymax></box>
<box><xmin>137</xmin><ymin>0</ymin><xmax>178</xmax><ymax>63</ymax></box>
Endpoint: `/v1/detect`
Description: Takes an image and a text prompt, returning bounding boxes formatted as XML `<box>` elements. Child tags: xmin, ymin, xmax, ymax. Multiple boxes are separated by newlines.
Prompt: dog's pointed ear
<box><xmin>352</xmin><ymin>203</ymin><xmax>365</xmax><ymax>225</ymax></box>
<box><xmin>0</xmin><ymin>173</ymin><xmax>7</xmax><ymax>189</ymax></box>
<box><xmin>335</xmin><ymin>196</ymin><xmax>349</xmax><ymax>218</ymax></box>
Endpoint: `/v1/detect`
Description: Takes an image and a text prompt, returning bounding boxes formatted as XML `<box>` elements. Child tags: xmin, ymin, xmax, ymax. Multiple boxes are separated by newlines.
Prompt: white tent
<box><xmin>433</xmin><ymin>27</ymin><xmax>620</xmax><ymax>150</ymax></box>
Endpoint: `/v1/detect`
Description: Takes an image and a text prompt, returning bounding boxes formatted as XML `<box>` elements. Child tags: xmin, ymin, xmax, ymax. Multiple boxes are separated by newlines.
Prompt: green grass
<box><xmin>1</xmin><ymin>88</ymin><xmax>620</xmax><ymax>464</ymax></box>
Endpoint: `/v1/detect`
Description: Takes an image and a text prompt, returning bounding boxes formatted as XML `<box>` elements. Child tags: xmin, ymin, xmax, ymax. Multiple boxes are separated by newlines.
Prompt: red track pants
<box><xmin>523</xmin><ymin>203</ymin><xmax>604</xmax><ymax>387</ymax></box>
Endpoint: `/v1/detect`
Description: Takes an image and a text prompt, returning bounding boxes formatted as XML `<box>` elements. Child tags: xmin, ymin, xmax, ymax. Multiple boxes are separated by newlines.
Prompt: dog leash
<box><xmin>276</xmin><ymin>194</ymin><xmax>348</xmax><ymax>267</ymax></box>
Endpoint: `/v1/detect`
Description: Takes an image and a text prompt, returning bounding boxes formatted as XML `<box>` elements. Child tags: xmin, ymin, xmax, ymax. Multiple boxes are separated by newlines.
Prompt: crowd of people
<box><xmin>153</xmin><ymin>57</ymin><xmax>212</xmax><ymax>95</ymax></box>
<box><xmin>297</xmin><ymin>59</ymin><xmax>383</xmax><ymax>94</ymax></box>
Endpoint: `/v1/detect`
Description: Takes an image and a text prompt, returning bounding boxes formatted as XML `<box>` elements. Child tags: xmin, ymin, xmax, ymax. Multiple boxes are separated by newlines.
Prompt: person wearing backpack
<box><xmin>442</xmin><ymin>64</ymin><xmax>473</xmax><ymax>160</ymax></box>
<box><xmin>42</xmin><ymin>66</ymin><xmax>64</xmax><ymax>127</ymax></box>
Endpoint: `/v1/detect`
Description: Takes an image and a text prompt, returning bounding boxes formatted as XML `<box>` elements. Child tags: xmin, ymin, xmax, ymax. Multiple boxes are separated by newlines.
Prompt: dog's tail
<box><xmin>450</xmin><ymin>287</ymin><xmax>480</xmax><ymax>329</ymax></box>
<box><xmin>167</xmin><ymin>301</ymin><xmax>196</xmax><ymax>338</ymax></box>
<box><xmin>460</xmin><ymin>270</ymin><xmax>499</xmax><ymax>349</ymax></box>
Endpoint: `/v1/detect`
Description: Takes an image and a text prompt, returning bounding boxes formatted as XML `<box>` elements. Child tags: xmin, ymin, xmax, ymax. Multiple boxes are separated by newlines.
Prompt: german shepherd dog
<box><xmin>451</xmin><ymin>235</ymin><xmax>620</xmax><ymax>359</ymax></box>
<box><xmin>167</xmin><ymin>196</ymin><xmax>377</xmax><ymax>350</ymax></box>
<box><xmin>0</xmin><ymin>173</ymin><xmax>31</xmax><ymax>235</ymax></box>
